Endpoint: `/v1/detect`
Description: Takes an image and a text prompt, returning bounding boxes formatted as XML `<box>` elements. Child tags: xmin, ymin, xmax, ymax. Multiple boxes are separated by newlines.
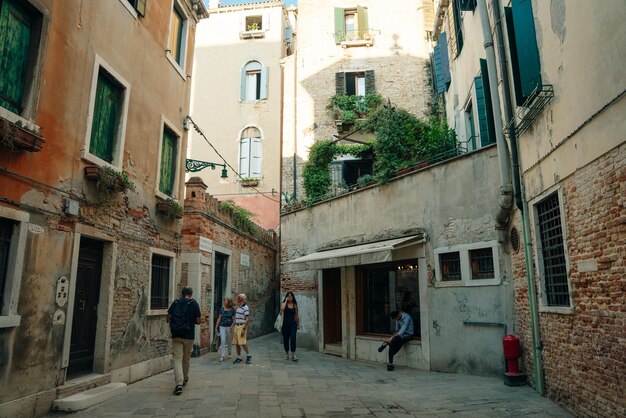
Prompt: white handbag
<box><xmin>273</xmin><ymin>311</ymin><xmax>283</xmax><ymax>331</ymax></box>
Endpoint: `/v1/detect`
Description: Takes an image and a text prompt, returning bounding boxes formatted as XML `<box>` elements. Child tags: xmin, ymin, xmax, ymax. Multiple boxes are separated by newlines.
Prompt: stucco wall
<box><xmin>188</xmin><ymin>3</ymin><xmax>285</xmax><ymax>230</ymax></box>
<box><xmin>281</xmin><ymin>146</ymin><xmax>512</xmax><ymax>375</ymax></box>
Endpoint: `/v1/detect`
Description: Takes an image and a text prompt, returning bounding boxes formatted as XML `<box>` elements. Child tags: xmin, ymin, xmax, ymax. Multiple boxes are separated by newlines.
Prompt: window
<box><xmin>535</xmin><ymin>192</ymin><xmax>570</xmax><ymax>307</ymax></box>
<box><xmin>158</xmin><ymin>122</ymin><xmax>180</xmax><ymax>197</ymax></box>
<box><xmin>88</xmin><ymin>69</ymin><xmax>124</xmax><ymax>164</ymax></box>
<box><xmin>434</xmin><ymin>241</ymin><xmax>501</xmax><ymax>286</ymax></box>
<box><xmin>245</xmin><ymin>15</ymin><xmax>262</xmax><ymax>31</ymax></box>
<box><xmin>0</xmin><ymin>206</ymin><xmax>28</xmax><ymax>328</ymax></box>
<box><xmin>470</xmin><ymin>248</ymin><xmax>495</xmax><ymax>280</ymax></box>
<box><xmin>440</xmin><ymin>252</ymin><xmax>461</xmax><ymax>281</ymax></box>
<box><xmin>474</xmin><ymin>59</ymin><xmax>496</xmax><ymax>147</ymax></box>
<box><xmin>334</xmin><ymin>6</ymin><xmax>370</xmax><ymax>44</ymax></box>
<box><xmin>505</xmin><ymin>1</ymin><xmax>542</xmax><ymax>106</ymax></box>
<box><xmin>331</xmin><ymin>158</ymin><xmax>373</xmax><ymax>191</ymax></box>
<box><xmin>357</xmin><ymin>262</ymin><xmax>420</xmax><ymax>338</ymax></box>
<box><xmin>448</xmin><ymin>0</ymin><xmax>464</xmax><ymax>57</ymax></box>
<box><xmin>0</xmin><ymin>0</ymin><xmax>43</xmax><ymax>117</ymax></box>
<box><xmin>464</xmin><ymin>101</ymin><xmax>477</xmax><ymax>150</ymax></box>
<box><xmin>240</xmin><ymin>61</ymin><xmax>268</xmax><ymax>101</ymax></box>
<box><xmin>335</xmin><ymin>70</ymin><xmax>375</xmax><ymax>96</ymax></box>
<box><xmin>239</xmin><ymin>127</ymin><xmax>262</xmax><ymax>178</ymax></box>
<box><xmin>150</xmin><ymin>252</ymin><xmax>173</xmax><ymax>311</ymax></box>
<box><xmin>167</xmin><ymin>1</ymin><xmax>188</xmax><ymax>72</ymax></box>
<box><xmin>122</xmin><ymin>0</ymin><xmax>146</xmax><ymax>17</ymax></box>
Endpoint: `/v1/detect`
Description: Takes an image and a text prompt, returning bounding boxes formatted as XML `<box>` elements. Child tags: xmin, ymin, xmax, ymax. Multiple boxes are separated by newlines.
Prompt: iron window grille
<box><xmin>440</xmin><ymin>252</ymin><xmax>461</xmax><ymax>281</ymax></box>
<box><xmin>536</xmin><ymin>192</ymin><xmax>570</xmax><ymax>307</ymax></box>
<box><xmin>151</xmin><ymin>254</ymin><xmax>171</xmax><ymax>310</ymax></box>
<box><xmin>0</xmin><ymin>218</ymin><xmax>14</xmax><ymax>312</ymax></box>
<box><xmin>470</xmin><ymin>248</ymin><xmax>495</xmax><ymax>280</ymax></box>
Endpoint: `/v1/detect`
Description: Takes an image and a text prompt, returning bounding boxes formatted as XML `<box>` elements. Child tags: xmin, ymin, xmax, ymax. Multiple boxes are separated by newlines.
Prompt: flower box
<box><xmin>0</xmin><ymin>117</ymin><xmax>45</xmax><ymax>152</ymax></box>
<box><xmin>240</xmin><ymin>179</ymin><xmax>259</xmax><ymax>187</ymax></box>
<box><xmin>156</xmin><ymin>200</ymin><xmax>183</xmax><ymax>219</ymax></box>
<box><xmin>84</xmin><ymin>165</ymin><xmax>102</xmax><ymax>180</ymax></box>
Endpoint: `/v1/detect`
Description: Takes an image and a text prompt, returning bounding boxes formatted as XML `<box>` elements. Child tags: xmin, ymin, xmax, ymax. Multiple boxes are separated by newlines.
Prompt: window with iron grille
<box><xmin>470</xmin><ymin>248</ymin><xmax>494</xmax><ymax>280</ymax></box>
<box><xmin>0</xmin><ymin>218</ymin><xmax>15</xmax><ymax>312</ymax></box>
<box><xmin>440</xmin><ymin>252</ymin><xmax>461</xmax><ymax>281</ymax></box>
<box><xmin>150</xmin><ymin>254</ymin><xmax>171</xmax><ymax>310</ymax></box>
<box><xmin>536</xmin><ymin>192</ymin><xmax>570</xmax><ymax>307</ymax></box>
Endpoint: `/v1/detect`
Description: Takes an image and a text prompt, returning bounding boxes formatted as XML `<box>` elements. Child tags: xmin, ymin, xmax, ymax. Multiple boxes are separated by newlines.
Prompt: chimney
<box><xmin>208</xmin><ymin>0</ymin><xmax>220</xmax><ymax>9</ymax></box>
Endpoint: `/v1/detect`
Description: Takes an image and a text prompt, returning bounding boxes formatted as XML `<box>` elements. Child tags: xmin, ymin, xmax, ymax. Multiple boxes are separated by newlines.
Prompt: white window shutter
<box><xmin>250</xmin><ymin>138</ymin><xmax>262</xmax><ymax>178</ymax></box>
<box><xmin>239</xmin><ymin>137</ymin><xmax>250</xmax><ymax>177</ymax></box>
<box><xmin>260</xmin><ymin>66</ymin><xmax>269</xmax><ymax>100</ymax></box>
<box><xmin>240</xmin><ymin>66</ymin><xmax>247</xmax><ymax>100</ymax></box>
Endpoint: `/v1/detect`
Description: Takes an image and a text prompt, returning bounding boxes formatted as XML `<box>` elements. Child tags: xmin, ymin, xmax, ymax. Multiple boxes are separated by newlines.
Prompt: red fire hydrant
<box><xmin>502</xmin><ymin>335</ymin><xmax>526</xmax><ymax>386</ymax></box>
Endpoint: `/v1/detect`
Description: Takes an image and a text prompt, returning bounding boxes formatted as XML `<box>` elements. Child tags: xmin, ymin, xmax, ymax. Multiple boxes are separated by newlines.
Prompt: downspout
<box><xmin>491</xmin><ymin>0</ymin><xmax>545</xmax><ymax>395</ymax></box>
<box><xmin>477</xmin><ymin>0</ymin><xmax>513</xmax><ymax>238</ymax></box>
<box><xmin>292</xmin><ymin>49</ymin><xmax>298</xmax><ymax>201</ymax></box>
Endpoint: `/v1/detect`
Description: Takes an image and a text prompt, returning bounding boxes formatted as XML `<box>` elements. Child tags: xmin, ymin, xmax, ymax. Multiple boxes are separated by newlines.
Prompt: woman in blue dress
<box><xmin>280</xmin><ymin>291</ymin><xmax>300</xmax><ymax>361</ymax></box>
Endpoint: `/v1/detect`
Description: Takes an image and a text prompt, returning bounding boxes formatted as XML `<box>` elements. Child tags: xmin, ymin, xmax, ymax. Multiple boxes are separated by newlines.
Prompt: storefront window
<box><xmin>357</xmin><ymin>262</ymin><xmax>420</xmax><ymax>337</ymax></box>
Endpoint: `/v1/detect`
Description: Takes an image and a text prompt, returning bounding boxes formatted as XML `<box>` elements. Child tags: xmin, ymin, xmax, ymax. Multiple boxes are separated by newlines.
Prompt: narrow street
<box><xmin>47</xmin><ymin>333</ymin><xmax>570</xmax><ymax>418</ymax></box>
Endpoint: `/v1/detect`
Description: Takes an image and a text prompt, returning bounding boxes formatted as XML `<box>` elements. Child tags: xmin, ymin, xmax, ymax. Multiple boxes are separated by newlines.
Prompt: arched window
<box><xmin>240</xmin><ymin>61</ymin><xmax>268</xmax><ymax>101</ymax></box>
<box><xmin>239</xmin><ymin>127</ymin><xmax>262</xmax><ymax>178</ymax></box>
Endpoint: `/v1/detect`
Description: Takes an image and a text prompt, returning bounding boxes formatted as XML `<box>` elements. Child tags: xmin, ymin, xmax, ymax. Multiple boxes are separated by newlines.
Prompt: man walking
<box><xmin>378</xmin><ymin>310</ymin><xmax>414</xmax><ymax>371</ymax></box>
<box><xmin>167</xmin><ymin>287</ymin><xmax>201</xmax><ymax>395</ymax></box>
<box><xmin>232</xmin><ymin>293</ymin><xmax>252</xmax><ymax>364</ymax></box>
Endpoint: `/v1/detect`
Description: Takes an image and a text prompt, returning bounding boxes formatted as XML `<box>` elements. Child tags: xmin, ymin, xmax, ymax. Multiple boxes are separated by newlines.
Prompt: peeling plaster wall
<box><xmin>281</xmin><ymin>146</ymin><xmax>512</xmax><ymax>376</ymax></box>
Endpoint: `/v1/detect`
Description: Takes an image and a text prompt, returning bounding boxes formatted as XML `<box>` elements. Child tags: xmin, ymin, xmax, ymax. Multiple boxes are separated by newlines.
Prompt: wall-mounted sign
<box><xmin>240</xmin><ymin>253</ymin><xmax>250</xmax><ymax>267</ymax></box>
<box><xmin>199</xmin><ymin>237</ymin><xmax>213</xmax><ymax>253</ymax></box>
<box><xmin>56</xmin><ymin>276</ymin><xmax>69</xmax><ymax>307</ymax></box>
<box><xmin>28</xmin><ymin>224</ymin><xmax>44</xmax><ymax>234</ymax></box>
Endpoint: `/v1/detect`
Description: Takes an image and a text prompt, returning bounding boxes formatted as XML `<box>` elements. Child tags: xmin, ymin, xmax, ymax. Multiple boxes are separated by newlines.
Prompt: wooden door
<box><xmin>323</xmin><ymin>268</ymin><xmax>342</xmax><ymax>345</ymax></box>
<box><xmin>67</xmin><ymin>238</ymin><xmax>103</xmax><ymax>378</ymax></box>
<box><xmin>213</xmin><ymin>253</ymin><xmax>228</xmax><ymax>325</ymax></box>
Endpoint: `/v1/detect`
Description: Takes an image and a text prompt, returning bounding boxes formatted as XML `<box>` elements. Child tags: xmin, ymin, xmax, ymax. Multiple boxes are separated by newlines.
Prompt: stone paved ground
<box><xmin>47</xmin><ymin>333</ymin><xmax>571</xmax><ymax>417</ymax></box>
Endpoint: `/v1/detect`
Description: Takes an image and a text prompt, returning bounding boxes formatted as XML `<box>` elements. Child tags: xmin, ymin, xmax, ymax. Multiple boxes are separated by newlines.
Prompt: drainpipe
<box><xmin>491</xmin><ymin>0</ymin><xmax>545</xmax><ymax>395</ymax></box>
<box><xmin>292</xmin><ymin>50</ymin><xmax>298</xmax><ymax>201</ymax></box>
<box><xmin>477</xmin><ymin>0</ymin><xmax>513</xmax><ymax>237</ymax></box>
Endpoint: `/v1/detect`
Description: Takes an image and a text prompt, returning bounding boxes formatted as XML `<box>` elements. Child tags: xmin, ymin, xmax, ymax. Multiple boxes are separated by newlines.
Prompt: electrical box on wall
<box><xmin>63</xmin><ymin>198</ymin><xmax>80</xmax><ymax>216</ymax></box>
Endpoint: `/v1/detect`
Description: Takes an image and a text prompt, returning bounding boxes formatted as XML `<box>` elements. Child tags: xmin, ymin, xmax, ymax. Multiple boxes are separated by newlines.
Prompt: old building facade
<box><xmin>181</xmin><ymin>177</ymin><xmax>279</xmax><ymax>352</ymax></box>
<box><xmin>433</xmin><ymin>0</ymin><xmax>626</xmax><ymax>416</ymax></box>
<box><xmin>187</xmin><ymin>0</ymin><xmax>293</xmax><ymax>231</ymax></box>
<box><xmin>0</xmin><ymin>0</ymin><xmax>206</xmax><ymax>416</ymax></box>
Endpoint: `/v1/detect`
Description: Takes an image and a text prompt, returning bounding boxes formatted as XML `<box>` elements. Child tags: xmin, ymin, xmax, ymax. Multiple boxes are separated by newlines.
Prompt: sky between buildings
<box><xmin>205</xmin><ymin>0</ymin><xmax>298</xmax><ymax>7</ymax></box>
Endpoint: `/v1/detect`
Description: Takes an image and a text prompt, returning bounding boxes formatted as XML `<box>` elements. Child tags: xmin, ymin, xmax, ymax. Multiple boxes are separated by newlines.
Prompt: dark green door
<box><xmin>213</xmin><ymin>253</ymin><xmax>228</xmax><ymax>326</ymax></box>
<box><xmin>68</xmin><ymin>238</ymin><xmax>103</xmax><ymax>378</ymax></box>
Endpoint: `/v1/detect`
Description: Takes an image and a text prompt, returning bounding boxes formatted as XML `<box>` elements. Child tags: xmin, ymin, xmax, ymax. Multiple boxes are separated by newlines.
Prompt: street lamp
<box><xmin>185</xmin><ymin>159</ymin><xmax>228</xmax><ymax>178</ymax></box>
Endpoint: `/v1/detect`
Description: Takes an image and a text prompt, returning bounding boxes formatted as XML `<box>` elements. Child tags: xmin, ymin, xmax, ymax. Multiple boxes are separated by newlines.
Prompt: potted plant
<box><xmin>0</xmin><ymin>117</ymin><xmax>45</xmax><ymax>152</ymax></box>
<box><xmin>247</xmin><ymin>22</ymin><xmax>260</xmax><ymax>31</ymax></box>
<box><xmin>240</xmin><ymin>177</ymin><xmax>259</xmax><ymax>187</ymax></box>
<box><xmin>84</xmin><ymin>165</ymin><xmax>136</xmax><ymax>203</ymax></box>
<box><xmin>156</xmin><ymin>198</ymin><xmax>183</xmax><ymax>219</ymax></box>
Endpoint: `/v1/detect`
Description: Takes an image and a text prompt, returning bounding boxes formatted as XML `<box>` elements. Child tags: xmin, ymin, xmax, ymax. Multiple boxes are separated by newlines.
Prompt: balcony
<box><xmin>0</xmin><ymin>115</ymin><xmax>45</xmax><ymax>152</ymax></box>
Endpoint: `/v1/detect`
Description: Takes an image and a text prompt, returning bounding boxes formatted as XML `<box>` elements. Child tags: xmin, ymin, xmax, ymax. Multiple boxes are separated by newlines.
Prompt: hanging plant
<box><xmin>156</xmin><ymin>198</ymin><xmax>184</xmax><ymax>219</ymax></box>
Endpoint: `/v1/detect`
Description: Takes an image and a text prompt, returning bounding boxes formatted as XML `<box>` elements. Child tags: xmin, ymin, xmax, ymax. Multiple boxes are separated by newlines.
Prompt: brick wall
<box><xmin>512</xmin><ymin>143</ymin><xmax>625</xmax><ymax>417</ymax></box>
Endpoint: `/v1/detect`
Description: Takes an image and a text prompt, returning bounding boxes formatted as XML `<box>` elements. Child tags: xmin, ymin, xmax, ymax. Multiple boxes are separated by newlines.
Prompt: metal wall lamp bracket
<box><xmin>185</xmin><ymin>159</ymin><xmax>228</xmax><ymax>178</ymax></box>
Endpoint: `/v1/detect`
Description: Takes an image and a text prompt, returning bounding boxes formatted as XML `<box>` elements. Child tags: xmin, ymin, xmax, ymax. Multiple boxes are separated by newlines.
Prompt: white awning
<box><xmin>286</xmin><ymin>235</ymin><xmax>425</xmax><ymax>270</ymax></box>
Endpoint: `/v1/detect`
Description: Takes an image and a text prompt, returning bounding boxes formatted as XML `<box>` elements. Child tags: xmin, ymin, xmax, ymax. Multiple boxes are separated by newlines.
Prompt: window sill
<box><xmin>147</xmin><ymin>309</ymin><xmax>169</xmax><ymax>317</ymax></box>
<box><xmin>80</xmin><ymin>150</ymin><xmax>121</xmax><ymax>171</ymax></box>
<box><xmin>155</xmin><ymin>190</ymin><xmax>176</xmax><ymax>202</ymax></box>
<box><xmin>340</xmin><ymin>39</ymin><xmax>373</xmax><ymax>48</ymax></box>
<box><xmin>240</xmin><ymin>30</ymin><xmax>265</xmax><ymax>39</ymax></box>
<box><xmin>0</xmin><ymin>107</ymin><xmax>41</xmax><ymax>135</ymax></box>
<box><xmin>356</xmin><ymin>334</ymin><xmax>421</xmax><ymax>344</ymax></box>
<box><xmin>165</xmin><ymin>53</ymin><xmax>187</xmax><ymax>81</ymax></box>
<box><xmin>118</xmin><ymin>0</ymin><xmax>139</xmax><ymax>19</ymax></box>
<box><xmin>538</xmin><ymin>305</ymin><xmax>574</xmax><ymax>315</ymax></box>
<box><xmin>0</xmin><ymin>315</ymin><xmax>21</xmax><ymax>328</ymax></box>
<box><xmin>434</xmin><ymin>278</ymin><xmax>501</xmax><ymax>288</ymax></box>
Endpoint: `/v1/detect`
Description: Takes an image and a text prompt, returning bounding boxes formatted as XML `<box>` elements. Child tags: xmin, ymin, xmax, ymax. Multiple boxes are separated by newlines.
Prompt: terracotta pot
<box><xmin>84</xmin><ymin>165</ymin><xmax>102</xmax><ymax>180</ymax></box>
<box><xmin>240</xmin><ymin>179</ymin><xmax>259</xmax><ymax>187</ymax></box>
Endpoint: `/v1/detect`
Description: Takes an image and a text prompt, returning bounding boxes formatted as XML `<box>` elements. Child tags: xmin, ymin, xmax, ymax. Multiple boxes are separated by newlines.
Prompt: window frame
<box><xmin>240</xmin><ymin>12</ymin><xmax>269</xmax><ymax>39</ymax></box>
<box><xmin>166</xmin><ymin>0</ymin><xmax>189</xmax><ymax>80</ymax></box>
<box><xmin>0</xmin><ymin>0</ymin><xmax>48</xmax><ymax>127</ymax></box>
<box><xmin>238</xmin><ymin>125</ymin><xmax>263</xmax><ymax>179</ymax></box>
<box><xmin>240</xmin><ymin>61</ymin><xmax>268</xmax><ymax>102</ymax></box>
<box><xmin>148</xmin><ymin>247</ymin><xmax>176</xmax><ymax>315</ymax></box>
<box><xmin>530</xmin><ymin>187</ymin><xmax>573</xmax><ymax>313</ymax></box>
<box><xmin>434</xmin><ymin>241</ymin><xmax>501</xmax><ymax>287</ymax></box>
<box><xmin>82</xmin><ymin>54</ymin><xmax>131</xmax><ymax>170</ymax></box>
<box><xmin>155</xmin><ymin>116</ymin><xmax>183</xmax><ymax>200</ymax></box>
<box><xmin>118</xmin><ymin>0</ymin><xmax>146</xmax><ymax>19</ymax></box>
<box><xmin>0</xmin><ymin>206</ymin><xmax>29</xmax><ymax>328</ymax></box>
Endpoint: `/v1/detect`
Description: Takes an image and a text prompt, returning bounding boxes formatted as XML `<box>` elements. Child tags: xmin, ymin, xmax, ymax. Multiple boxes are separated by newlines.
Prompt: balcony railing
<box><xmin>336</xmin><ymin>29</ymin><xmax>374</xmax><ymax>46</ymax></box>
<box><xmin>504</xmin><ymin>84</ymin><xmax>554</xmax><ymax>138</ymax></box>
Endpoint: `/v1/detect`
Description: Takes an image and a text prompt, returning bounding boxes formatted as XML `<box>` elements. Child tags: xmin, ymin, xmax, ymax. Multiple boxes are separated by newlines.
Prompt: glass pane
<box><xmin>356</xmin><ymin>76</ymin><xmax>366</xmax><ymax>96</ymax></box>
<box><xmin>470</xmin><ymin>248</ymin><xmax>494</xmax><ymax>280</ymax></box>
<box><xmin>151</xmin><ymin>254</ymin><xmax>170</xmax><ymax>310</ymax></box>
<box><xmin>246</xmin><ymin>72</ymin><xmax>259</xmax><ymax>100</ymax></box>
<box><xmin>440</xmin><ymin>252</ymin><xmax>461</xmax><ymax>281</ymax></box>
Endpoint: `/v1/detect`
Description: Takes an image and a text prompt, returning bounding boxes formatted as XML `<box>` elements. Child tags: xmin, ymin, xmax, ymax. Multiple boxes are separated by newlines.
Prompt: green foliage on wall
<box><xmin>219</xmin><ymin>200</ymin><xmax>256</xmax><ymax>234</ymax></box>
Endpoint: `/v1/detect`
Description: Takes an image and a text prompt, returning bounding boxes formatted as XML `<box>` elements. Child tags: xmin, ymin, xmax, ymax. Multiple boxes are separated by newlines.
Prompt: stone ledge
<box><xmin>52</xmin><ymin>382</ymin><xmax>127</xmax><ymax>412</ymax></box>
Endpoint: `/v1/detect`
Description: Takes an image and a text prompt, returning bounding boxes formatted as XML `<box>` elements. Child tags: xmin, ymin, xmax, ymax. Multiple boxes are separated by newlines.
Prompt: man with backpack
<box><xmin>167</xmin><ymin>287</ymin><xmax>201</xmax><ymax>395</ymax></box>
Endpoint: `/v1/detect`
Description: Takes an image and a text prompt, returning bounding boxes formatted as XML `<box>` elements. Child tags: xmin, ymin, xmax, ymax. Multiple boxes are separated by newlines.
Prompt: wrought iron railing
<box><xmin>337</xmin><ymin>29</ymin><xmax>374</xmax><ymax>43</ymax></box>
<box><xmin>505</xmin><ymin>84</ymin><xmax>554</xmax><ymax>138</ymax></box>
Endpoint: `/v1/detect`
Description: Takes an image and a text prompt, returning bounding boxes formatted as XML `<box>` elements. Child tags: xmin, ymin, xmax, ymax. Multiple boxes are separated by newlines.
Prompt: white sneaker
<box><xmin>219</xmin><ymin>357</ymin><xmax>224</xmax><ymax>362</ymax></box>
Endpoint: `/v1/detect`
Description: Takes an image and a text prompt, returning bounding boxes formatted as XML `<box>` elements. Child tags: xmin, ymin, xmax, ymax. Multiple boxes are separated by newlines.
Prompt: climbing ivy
<box><xmin>219</xmin><ymin>200</ymin><xmax>256</xmax><ymax>234</ymax></box>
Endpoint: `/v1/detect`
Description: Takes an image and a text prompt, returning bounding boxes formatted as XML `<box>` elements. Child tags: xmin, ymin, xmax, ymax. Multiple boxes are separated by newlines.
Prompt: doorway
<box><xmin>323</xmin><ymin>268</ymin><xmax>342</xmax><ymax>352</ymax></box>
<box><xmin>67</xmin><ymin>237</ymin><xmax>103</xmax><ymax>378</ymax></box>
<box><xmin>213</xmin><ymin>252</ymin><xmax>229</xmax><ymax>326</ymax></box>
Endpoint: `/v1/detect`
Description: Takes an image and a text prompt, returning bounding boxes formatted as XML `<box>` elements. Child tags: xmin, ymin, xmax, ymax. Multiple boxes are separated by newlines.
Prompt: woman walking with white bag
<box><xmin>214</xmin><ymin>297</ymin><xmax>235</xmax><ymax>362</ymax></box>
<box><xmin>280</xmin><ymin>292</ymin><xmax>300</xmax><ymax>361</ymax></box>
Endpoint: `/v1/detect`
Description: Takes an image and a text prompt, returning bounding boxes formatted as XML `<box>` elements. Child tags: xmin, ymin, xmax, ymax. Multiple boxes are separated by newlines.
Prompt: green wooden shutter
<box><xmin>260</xmin><ymin>66</ymin><xmax>269</xmax><ymax>100</ymax></box>
<box><xmin>159</xmin><ymin>127</ymin><xmax>177</xmax><ymax>196</ymax></box>
<box><xmin>459</xmin><ymin>0</ymin><xmax>476</xmax><ymax>11</ymax></box>
<box><xmin>356</xmin><ymin>6</ymin><xmax>368</xmax><ymax>39</ymax></box>
<box><xmin>364</xmin><ymin>70</ymin><xmax>375</xmax><ymax>94</ymax></box>
<box><xmin>136</xmin><ymin>0</ymin><xmax>146</xmax><ymax>16</ymax></box>
<box><xmin>335</xmin><ymin>72</ymin><xmax>346</xmax><ymax>94</ymax></box>
<box><xmin>0</xmin><ymin>0</ymin><xmax>33</xmax><ymax>114</ymax></box>
<box><xmin>334</xmin><ymin>8</ymin><xmax>345</xmax><ymax>44</ymax></box>
<box><xmin>452</xmin><ymin>0</ymin><xmax>464</xmax><ymax>56</ymax></box>
<box><xmin>474</xmin><ymin>76</ymin><xmax>489</xmax><ymax>147</ymax></box>
<box><xmin>433</xmin><ymin>32</ymin><xmax>451</xmax><ymax>94</ymax></box>
<box><xmin>504</xmin><ymin>7</ymin><xmax>525</xmax><ymax>106</ymax></box>
<box><xmin>511</xmin><ymin>0</ymin><xmax>542</xmax><ymax>98</ymax></box>
<box><xmin>90</xmin><ymin>71</ymin><xmax>122</xmax><ymax>163</ymax></box>
<box><xmin>479</xmin><ymin>59</ymin><xmax>495</xmax><ymax>145</ymax></box>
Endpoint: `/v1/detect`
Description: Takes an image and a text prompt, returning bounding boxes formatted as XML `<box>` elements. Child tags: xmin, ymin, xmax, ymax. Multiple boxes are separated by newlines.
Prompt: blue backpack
<box><xmin>170</xmin><ymin>299</ymin><xmax>193</xmax><ymax>337</ymax></box>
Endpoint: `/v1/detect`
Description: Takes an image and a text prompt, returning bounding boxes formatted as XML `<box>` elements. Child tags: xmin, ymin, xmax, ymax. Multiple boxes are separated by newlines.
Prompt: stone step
<box><xmin>51</xmin><ymin>382</ymin><xmax>127</xmax><ymax>412</ymax></box>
